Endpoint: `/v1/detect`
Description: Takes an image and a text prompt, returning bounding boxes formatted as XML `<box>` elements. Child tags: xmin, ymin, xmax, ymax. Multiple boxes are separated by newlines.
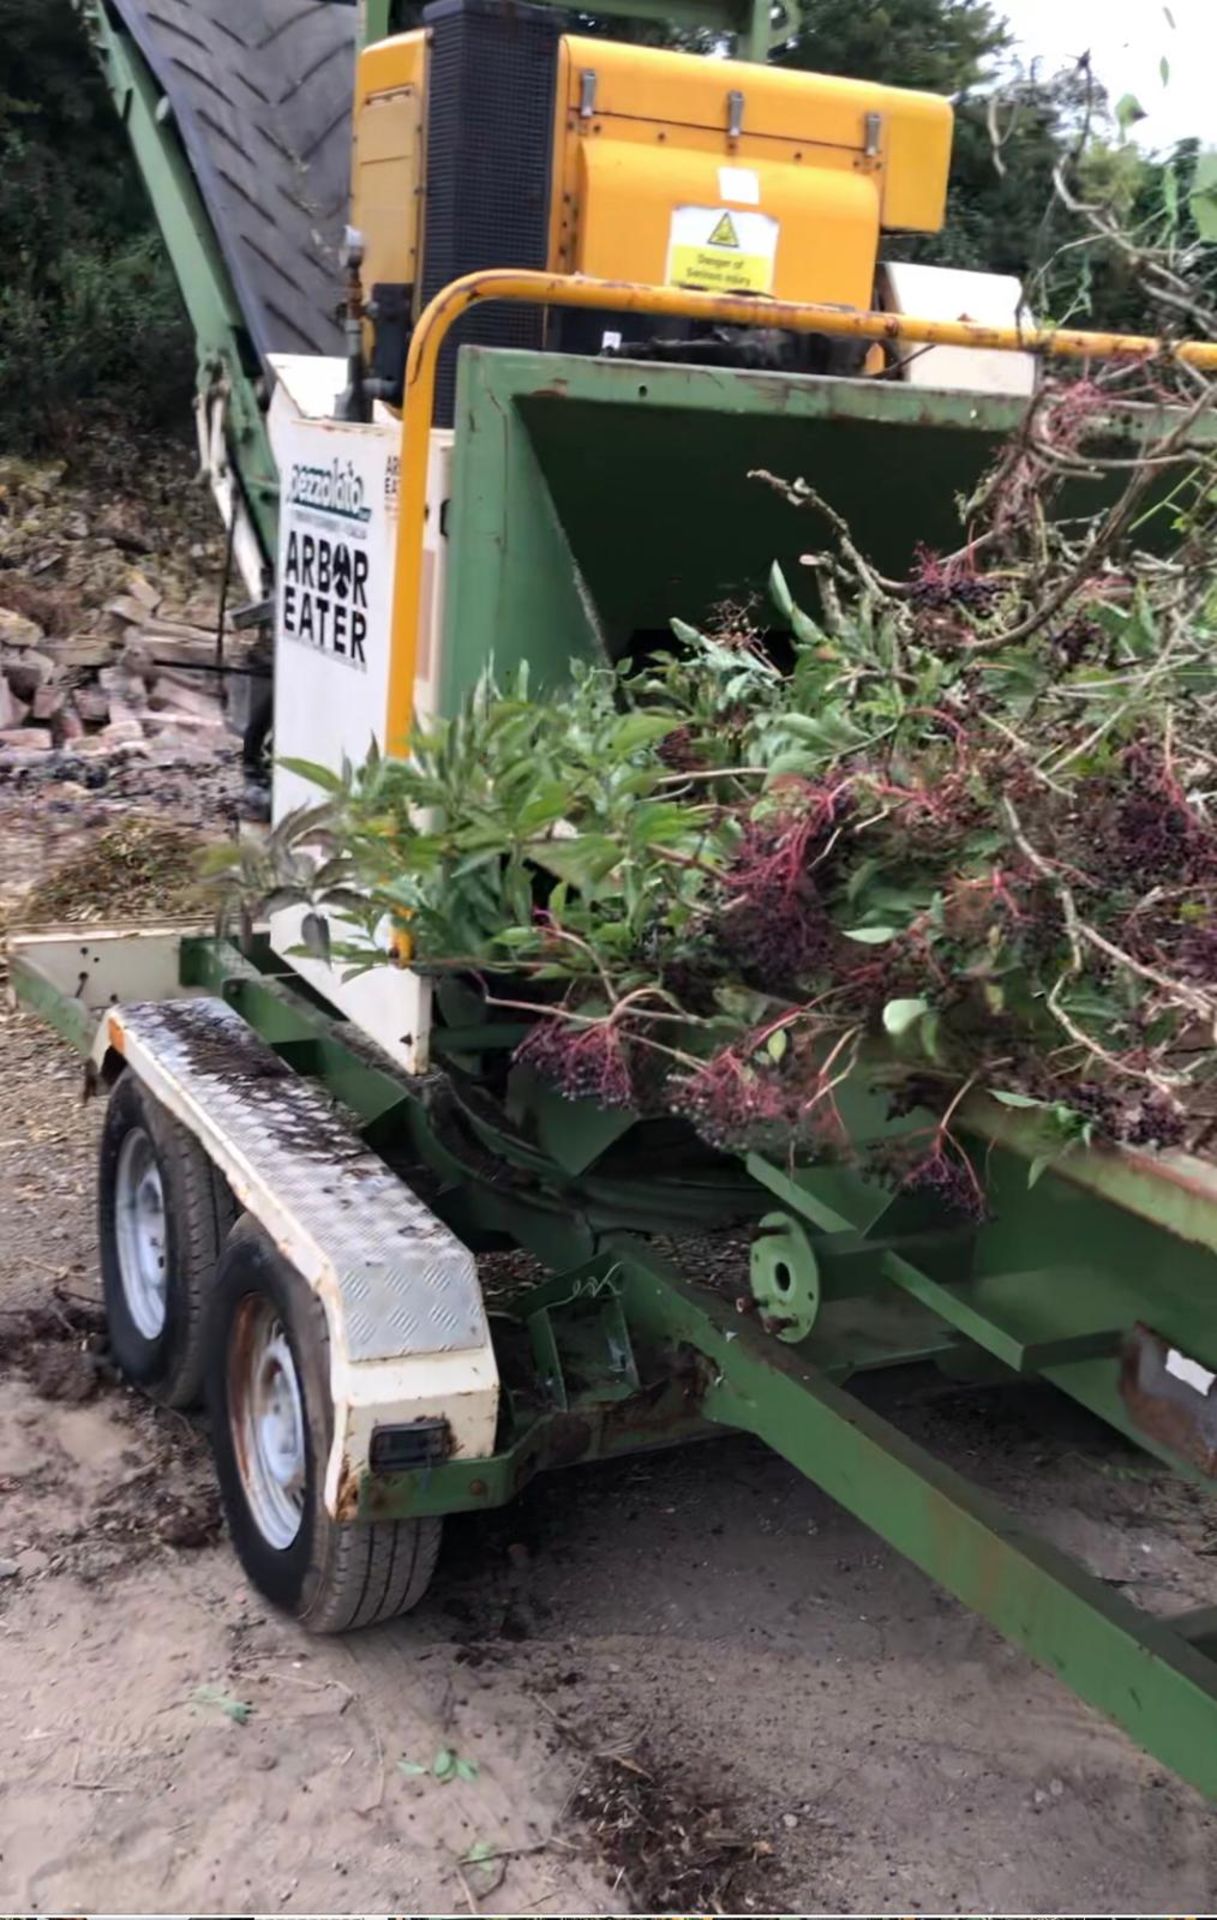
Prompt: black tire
<box><xmin>99</xmin><ymin>1072</ymin><xmax>237</xmax><ymax>1408</ymax></box>
<box><xmin>206</xmin><ymin>1217</ymin><xmax>442</xmax><ymax>1632</ymax></box>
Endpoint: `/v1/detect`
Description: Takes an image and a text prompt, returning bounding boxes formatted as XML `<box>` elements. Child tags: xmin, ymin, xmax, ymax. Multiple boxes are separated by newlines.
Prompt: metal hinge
<box><xmin>864</xmin><ymin>110</ymin><xmax>883</xmax><ymax>157</ymax></box>
<box><xmin>579</xmin><ymin>69</ymin><xmax>597</xmax><ymax>120</ymax></box>
<box><xmin>727</xmin><ymin>88</ymin><xmax>745</xmax><ymax>139</ymax></box>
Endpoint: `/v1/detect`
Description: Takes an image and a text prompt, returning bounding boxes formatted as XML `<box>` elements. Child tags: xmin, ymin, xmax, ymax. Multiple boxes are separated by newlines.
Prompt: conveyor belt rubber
<box><xmin>110</xmin><ymin>0</ymin><xmax>357</xmax><ymax>360</ymax></box>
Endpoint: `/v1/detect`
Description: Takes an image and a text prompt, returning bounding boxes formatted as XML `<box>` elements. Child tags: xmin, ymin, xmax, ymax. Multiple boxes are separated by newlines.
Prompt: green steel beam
<box><xmin>73</xmin><ymin>1</ymin><xmax>278</xmax><ymax>558</ymax></box>
<box><xmin>612</xmin><ymin>1242</ymin><xmax>1217</xmax><ymax>1803</ymax></box>
<box><xmin>7</xmin><ymin>956</ymin><xmax>96</xmax><ymax>1057</ymax></box>
<box><xmin>17</xmin><ymin>930</ymin><xmax>1217</xmax><ymax>1792</ymax></box>
<box><xmin>360</xmin><ymin>0</ymin><xmax>394</xmax><ymax>47</ymax></box>
<box><xmin>358</xmin><ymin>1235</ymin><xmax>1217</xmax><ymax>1799</ymax></box>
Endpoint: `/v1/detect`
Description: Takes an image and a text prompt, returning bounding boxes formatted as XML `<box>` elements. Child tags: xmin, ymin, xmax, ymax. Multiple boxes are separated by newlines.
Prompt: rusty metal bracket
<box><xmin>1121</xmin><ymin>1323</ymin><xmax>1217</xmax><ymax>1476</ymax></box>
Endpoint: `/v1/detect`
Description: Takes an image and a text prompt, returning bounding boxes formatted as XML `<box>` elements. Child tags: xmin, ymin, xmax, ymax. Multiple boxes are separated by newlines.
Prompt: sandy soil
<box><xmin>3</xmin><ymin>809</ymin><xmax>1217</xmax><ymax>1912</ymax></box>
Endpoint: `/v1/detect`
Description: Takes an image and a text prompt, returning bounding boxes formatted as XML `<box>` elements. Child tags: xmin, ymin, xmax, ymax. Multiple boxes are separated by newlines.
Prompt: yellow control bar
<box><xmin>387</xmin><ymin>268</ymin><xmax>1217</xmax><ymax>751</ymax></box>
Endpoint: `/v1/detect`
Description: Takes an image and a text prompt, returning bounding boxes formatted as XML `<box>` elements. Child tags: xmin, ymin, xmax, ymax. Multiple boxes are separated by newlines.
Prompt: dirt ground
<box><xmin>3</xmin><ymin>805</ymin><xmax>1217</xmax><ymax>1913</ymax></box>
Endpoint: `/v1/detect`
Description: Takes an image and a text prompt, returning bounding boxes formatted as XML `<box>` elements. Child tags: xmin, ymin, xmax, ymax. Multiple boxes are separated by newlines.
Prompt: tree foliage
<box><xmin>779</xmin><ymin>3</ymin><xmax>1213</xmax><ymax>336</ymax></box>
<box><xmin>0</xmin><ymin>0</ymin><xmax>193</xmax><ymax>448</ymax></box>
<box><xmin>219</xmin><ymin>340</ymin><xmax>1217</xmax><ymax>1202</ymax></box>
<box><xmin>775</xmin><ymin>0</ymin><xmax>1006</xmax><ymax>97</ymax></box>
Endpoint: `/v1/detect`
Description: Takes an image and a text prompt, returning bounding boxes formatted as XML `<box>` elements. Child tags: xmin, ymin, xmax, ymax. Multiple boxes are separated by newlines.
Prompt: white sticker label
<box><xmin>1165</xmin><ymin>1347</ymin><xmax>1216</xmax><ymax>1396</ymax></box>
<box><xmin>718</xmin><ymin>165</ymin><xmax>761</xmax><ymax>206</ymax></box>
<box><xmin>666</xmin><ymin>205</ymin><xmax>779</xmax><ymax>295</ymax></box>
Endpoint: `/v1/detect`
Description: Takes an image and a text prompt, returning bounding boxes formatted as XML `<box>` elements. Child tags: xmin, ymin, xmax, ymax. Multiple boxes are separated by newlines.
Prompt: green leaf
<box><xmin>882</xmin><ymin>996</ymin><xmax>928</xmax><ymax>1037</ymax></box>
<box><xmin>516</xmin><ymin>784</ymin><xmax>578</xmax><ymax>834</ymax></box>
<box><xmin>766</xmin><ymin>1027</ymin><xmax>789</xmax><ymax>1063</ymax></box>
<box><xmin>714</xmin><ymin>984</ymin><xmax>777</xmax><ymax>1024</ymax></box>
<box><xmin>192</xmin><ymin>1685</ymin><xmax>252</xmax><ymax>1724</ymax></box>
<box><xmin>669</xmin><ymin>617</ymin><xmax>704</xmax><ymax>646</ymax></box>
<box><xmin>276</xmin><ymin>756</ymin><xmax>346</xmax><ymax>795</ymax></box>
<box><xmin>609</xmin><ymin>712</ymin><xmax>680</xmax><ymax>757</ymax></box>
<box><xmin>398</xmin><ymin>1760</ymin><xmax>429</xmax><ymax>1777</ymax></box>
<box><xmin>771</xmin><ymin>711</ymin><xmax>866</xmax><ymax>751</ymax></box>
<box><xmin>530</xmin><ymin>835</ymin><xmax>621</xmax><ymax>889</ymax></box>
<box><xmin>790</xmin><ymin>603</ymin><xmax>823</xmax><ymax>648</ymax></box>
<box><xmin>432</xmin><ymin>1747</ymin><xmax>457</xmax><ymax>1782</ymax></box>
<box><xmin>846</xmin><ymin>855</ymin><xmax>884</xmax><ymax>904</ymax></box>
<box><xmin>769</xmin><ymin>560</ymin><xmax>794</xmax><ymax>620</ymax></box>
<box><xmin>464</xmin><ymin>1841</ymin><xmax>495</xmax><ymax>1864</ymax></box>
<box><xmin>842</xmin><ymin>926</ymin><xmax>896</xmax><ymax>944</ymax></box>
<box><xmin>990</xmin><ymin>1089</ymin><xmax>1042</xmax><ymax>1109</ymax></box>
<box><xmin>1159</xmin><ymin>54</ymin><xmax>1170</xmax><ymax>85</ymax></box>
<box><xmin>919</xmin><ymin>1010</ymin><xmax>944</xmax><ymax>1065</ymax></box>
<box><xmin>631</xmin><ymin>800</ymin><xmax>710</xmax><ymax>848</ymax></box>
<box><xmin>454</xmin><ymin>1756</ymin><xmax>480</xmax><ymax>1782</ymax></box>
<box><xmin>1028</xmin><ymin>1154</ymin><xmax>1051</xmax><ymax>1189</ymax></box>
<box><xmin>1190</xmin><ymin>150</ymin><xmax>1217</xmax><ymax>241</ymax></box>
<box><xmin>1115</xmin><ymin>92</ymin><xmax>1147</xmax><ymax>133</ymax></box>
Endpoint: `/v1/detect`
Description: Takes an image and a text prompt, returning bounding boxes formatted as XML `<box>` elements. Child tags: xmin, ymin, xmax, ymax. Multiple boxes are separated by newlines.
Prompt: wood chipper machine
<box><xmin>12</xmin><ymin>0</ymin><xmax>1217</xmax><ymax>1798</ymax></box>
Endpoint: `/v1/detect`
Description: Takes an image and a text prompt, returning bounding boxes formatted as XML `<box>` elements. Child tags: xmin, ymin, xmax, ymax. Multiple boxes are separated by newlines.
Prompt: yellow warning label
<box><xmin>666</xmin><ymin>204</ymin><xmax>778</xmax><ymax>297</ymax></box>
<box><xmin>668</xmin><ymin>244</ymin><xmax>771</xmax><ymax>293</ymax></box>
<box><xmin>707</xmin><ymin>211</ymin><xmax>740</xmax><ymax>248</ymax></box>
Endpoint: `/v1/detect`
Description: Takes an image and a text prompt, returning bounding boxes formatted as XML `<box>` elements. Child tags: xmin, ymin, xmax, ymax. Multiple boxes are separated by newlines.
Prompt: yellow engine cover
<box><xmin>350</xmin><ymin>28</ymin><xmax>954</xmax><ymax>340</ymax></box>
<box><xmin>350</xmin><ymin>32</ymin><xmax>426</xmax><ymax>305</ymax></box>
<box><xmin>550</xmin><ymin>39</ymin><xmax>952</xmax><ymax>312</ymax></box>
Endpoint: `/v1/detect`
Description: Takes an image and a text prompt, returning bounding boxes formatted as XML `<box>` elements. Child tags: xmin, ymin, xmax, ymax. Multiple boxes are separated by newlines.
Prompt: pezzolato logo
<box><xmin>287</xmin><ymin>457</ymin><xmax>372</xmax><ymax>524</ymax></box>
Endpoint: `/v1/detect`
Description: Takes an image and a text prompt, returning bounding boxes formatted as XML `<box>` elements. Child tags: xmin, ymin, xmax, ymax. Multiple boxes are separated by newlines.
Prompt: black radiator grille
<box><xmin>421</xmin><ymin>0</ymin><xmax>561</xmax><ymax>425</ymax></box>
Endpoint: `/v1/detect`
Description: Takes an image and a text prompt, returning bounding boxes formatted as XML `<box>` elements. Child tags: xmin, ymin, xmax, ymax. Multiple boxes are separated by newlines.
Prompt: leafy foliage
<box><xmin>0</xmin><ymin>0</ymin><xmax>194</xmax><ymax>448</ymax></box>
<box><xmin>217</xmin><ymin>353</ymin><xmax>1217</xmax><ymax>1200</ymax></box>
<box><xmin>774</xmin><ymin>0</ymin><xmax>1007</xmax><ymax>98</ymax></box>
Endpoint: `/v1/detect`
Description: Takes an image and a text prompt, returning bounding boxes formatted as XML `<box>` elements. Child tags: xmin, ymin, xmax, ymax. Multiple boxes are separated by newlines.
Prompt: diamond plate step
<box><xmin>104</xmin><ymin>996</ymin><xmax>486</xmax><ymax>1364</ymax></box>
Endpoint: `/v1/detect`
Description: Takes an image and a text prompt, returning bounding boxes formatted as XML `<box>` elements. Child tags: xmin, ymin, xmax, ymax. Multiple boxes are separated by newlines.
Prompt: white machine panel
<box><xmin>271</xmin><ymin>407</ymin><xmax>397</xmax><ymax>817</ymax></box>
<box><xmin>880</xmin><ymin>262</ymin><xmax>1037</xmax><ymax>397</ymax></box>
<box><xmin>266</xmin><ymin>367</ymin><xmax>451</xmax><ymax>1071</ymax></box>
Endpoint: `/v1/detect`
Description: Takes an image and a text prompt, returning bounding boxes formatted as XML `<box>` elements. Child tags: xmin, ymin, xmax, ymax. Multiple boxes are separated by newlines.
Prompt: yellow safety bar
<box><xmin>387</xmin><ymin>268</ymin><xmax>1217</xmax><ymax>751</ymax></box>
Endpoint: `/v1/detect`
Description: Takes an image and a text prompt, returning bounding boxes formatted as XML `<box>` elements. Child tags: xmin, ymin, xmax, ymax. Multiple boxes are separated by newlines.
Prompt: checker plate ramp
<box><xmin>109</xmin><ymin>0</ymin><xmax>357</xmax><ymax>360</ymax></box>
<box><xmin>114</xmin><ymin>997</ymin><xmax>487</xmax><ymax>1362</ymax></box>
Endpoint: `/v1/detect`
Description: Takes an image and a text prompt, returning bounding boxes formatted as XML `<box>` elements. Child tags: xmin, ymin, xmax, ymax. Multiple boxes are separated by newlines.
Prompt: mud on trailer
<box><xmin>16</xmin><ymin>0</ymin><xmax>1217</xmax><ymax>1805</ymax></box>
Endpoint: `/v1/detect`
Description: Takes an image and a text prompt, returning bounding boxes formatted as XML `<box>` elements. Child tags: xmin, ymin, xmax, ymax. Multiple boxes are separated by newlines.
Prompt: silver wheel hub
<box><xmin>115</xmin><ymin>1127</ymin><xmax>168</xmax><ymax>1340</ymax></box>
<box><xmin>231</xmin><ymin>1300</ymin><xmax>306</xmax><ymax>1550</ymax></box>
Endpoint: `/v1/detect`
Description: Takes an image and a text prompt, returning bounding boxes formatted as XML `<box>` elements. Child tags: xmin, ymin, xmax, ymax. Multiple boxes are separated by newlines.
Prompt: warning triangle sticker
<box><xmin>707</xmin><ymin>211</ymin><xmax>740</xmax><ymax>248</ymax></box>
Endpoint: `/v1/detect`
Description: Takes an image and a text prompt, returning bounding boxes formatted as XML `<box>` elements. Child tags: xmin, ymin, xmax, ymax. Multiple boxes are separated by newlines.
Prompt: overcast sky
<box><xmin>999</xmin><ymin>0</ymin><xmax>1215</xmax><ymax>148</ymax></box>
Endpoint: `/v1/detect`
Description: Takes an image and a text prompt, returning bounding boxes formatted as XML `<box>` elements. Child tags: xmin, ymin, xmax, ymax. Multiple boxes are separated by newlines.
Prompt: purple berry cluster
<box><xmin>718</xmin><ymin>784</ymin><xmax>847</xmax><ymax>991</ymax></box>
<box><xmin>514</xmin><ymin>1018</ymin><xmax>635</xmax><ymax>1108</ymax></box>
<box><xmin>908</xmin><ymin>546</ymin><xmax>1003</xmax><ymax>614</ymax></box>
<box><xmin>1054</xmin><ymin>612</ymin><xmax>1108</xmax><ymax>668</ymax></box>
<box><xmin>669</xmin><ymin>1056</ymin><xmax>793</xmax><ymax>1152</ymax></box>
<box><xmin>899</xmin><ymin>1146</ymin><xmax>988</xmax><ymax>1221</ymax></box>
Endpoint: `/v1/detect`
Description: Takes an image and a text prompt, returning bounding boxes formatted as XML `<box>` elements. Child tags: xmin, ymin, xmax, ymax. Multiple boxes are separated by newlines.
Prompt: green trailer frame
<box><xmin>14</xmin><ymin>908</ymin><xmax>1217</xmax><ymax>1800</ymax></box>
<box><xmin>14</xmin><ymin>342</ymin><xmax>1217</xmax><ymax>1793</ymax></box>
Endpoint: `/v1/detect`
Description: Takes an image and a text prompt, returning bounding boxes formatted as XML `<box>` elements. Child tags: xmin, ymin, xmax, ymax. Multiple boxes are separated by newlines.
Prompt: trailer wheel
<box><xmin>99</xmin><ymin>1072</ymin><xmax>236</xmax><ymax>1408</ymax></box>
<box><xmin>206</xmin><ymin>1217</ymin><xmax>442</xmax><ymax>1632</ymax></box>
